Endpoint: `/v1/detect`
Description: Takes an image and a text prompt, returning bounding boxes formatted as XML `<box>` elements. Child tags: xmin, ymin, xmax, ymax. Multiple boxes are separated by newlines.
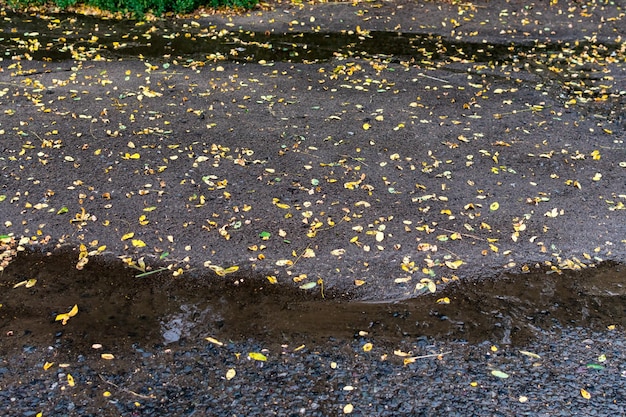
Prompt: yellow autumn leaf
<box><xmin>343</xmin><ymin>403</ymin><xmax>354</xmax><ymax>414</ymax></box>
<box><xmin>266</xmin><ymin>275</ymin><xmax>278</xmax><ymax>284</ymax></box>
<box><xmin>403</xmin><ymin>357</ymin><xmax>417</xmax><ymax>366</ymax></box>
<box><xmin>101</xmin><ymin>353</ymin><xmax>115</xmax><ymax>360</ymax></box>
<box><xmin>436</xmin><ymin>297</ymin><xmax>450</xmax><ymax>304</ymax></box>
<box><xmin>205</xmin><ymin>336</ymin><xmax>224</xmax><ymax>346</ymax></box>
<box><xmin>248</xmin><ymin>352</ymin><xmax>267</xmax><ymax>361</ymax></box>
<box><xmin>445</xmin><ymin>260</ymin><xmax>464</xmax><ymax>270</ymax></box>
<box><xmin>55</xmin><ymin>304</ymin><xmax>78</xmax><ymax>325</ymax></box>
<box><xmin>222</xmin><ymin>266</ymin><xmax>239</xmax><ymax>275</ymax></box>
<box><xmin>43</xmin><ymin>361</ymin><xmax>54</xmax><ymax>370</ymax></box>
<box><xmin>362</xmin><ymin>122</ymin><xmax>371</xmax><ymax>130</ymax></box>
<box><xmin>363</xmin><ymin>342</ymin><xmax>373</xmax><ymax>352</ymax></box>
<box><xmin>121</xmin><ymin>232</ymin><xmax>134</xmax><ymax>241</ymax></box>
<box><xmin>67</xmin><ymin>373</ymin><xmax>75</xmax><ymax>387</ymax></box>
<box><xmin>131</xmin><ymin>239</ymin><xmax>146</xmax><ymax>247</ymax></box>
<box><xmin>302</xmin><ymin>248</ymin><xmax>316</xmax><ymax>258</ymax></box>
<box><xmin>580</xmin><ymin>388</ymin><xmax>591</xmax><ymax>399</ymax></box>
<box><xmin>275</xmin><ymin>203</ymin><xmax>290</xmax><ymax>209</ymax></box>
<box><xmin>226</xmin><ymin>368</ymin><xmax>236</xmax><ymax>380</ymax></box>
<box><xmin>490</xmin><ymin>202</ymin><xmax>499</xmax><ymax>211</ymax></box>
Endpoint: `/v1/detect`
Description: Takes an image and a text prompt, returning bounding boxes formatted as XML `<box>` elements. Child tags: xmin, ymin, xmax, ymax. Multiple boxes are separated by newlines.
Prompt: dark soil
<box><xmin>0</xmin><ymin>0</ymin><xmax>625</xmax><ymax>415</ymax></box>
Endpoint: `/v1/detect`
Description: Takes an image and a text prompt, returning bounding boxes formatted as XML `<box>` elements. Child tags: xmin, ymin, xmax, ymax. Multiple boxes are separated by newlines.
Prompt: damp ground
<box><xmin>0</xmin><ymin>0</ymin><xmax>625</xmax><ymax>415</ymax></box>
<box><xmin>1</xmin><ymin>249</ymin><xmax>626</xmax><ymax>416</ymax></box>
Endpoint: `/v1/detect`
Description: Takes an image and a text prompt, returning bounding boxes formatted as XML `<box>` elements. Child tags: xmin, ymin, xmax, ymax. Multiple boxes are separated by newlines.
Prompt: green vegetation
<box><xmin>8</xmin><ymin>0</ymin><xmax>259</xmax><ymax>16</ymax></box>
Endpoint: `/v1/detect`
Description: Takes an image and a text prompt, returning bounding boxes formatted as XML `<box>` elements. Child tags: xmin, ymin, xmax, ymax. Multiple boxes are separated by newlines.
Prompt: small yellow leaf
<box><xmin>103</xmin><ymin>391</ymin><xmax>112</xmax><ymax>397</ymax></box>
<box><xmin>67</xmin><ymin>373</ymin><xmax>75</xmax><ymax>387</ymax></box>
<box><xmin>101</xmin><ymin>353</ymin><xmax>115</xmax><ymax>360</ymax></box>
<box><xmin>490</xmin><ymin>202</ymin><xmax>499</xmax><ymax>211</ymax></box>
<box><xmin>131</xmin><ymin>239</ymin><xmax>146</xmax><ymax>247</ymax></box>
<box><xmin>363</xmin><ymin>342</ymin><xmax>373</xmax><ymax>352</ymax></box>
<box><xmin>275</xmin><ymin>203</ymin><xmax>290</xmax><ymax>209</ymax></box>
<box><xmin>121</xmin><ymin>232</ymin><xmax>134</xmax><ymax>241</ymax></box>
<box><xmin>343</xmin><ymin>403</ymin><xmax>354</xmax><ymax>414</ymax></box>
<box><xmin>248</xmin><ymin>352</ymin><xmax>267</xmax><ymax>361</ymax></box>
<box><xmin>436</xmin><ymin>297</ymin><xmax>450</xmax><ymax>304</ymax></box>
<box><xmin>55</xmin><ymin>304</ymin><xmax>78</xmax><ymax>325</ymax></box>
<box><xmin>222</xmin><ymin>266</ymin><xmax>239</xmax><ymax>275</ymax></box>
<box><xmin>43</xmin><ymin>361</ymin><xmax>54</xmax><ymax>370</ymax></box>
<box><xmin>403</xmin><ymin>357</ymin><xmax>417</xmax><ymax>366</ymax></box>
<box><xmin>580</xmin><ymin>388</ymin><xmax>591</xmax><ymax>399</ymax></box>
<box><xmin>362</xmin><ymin>122</ymin><xmax>371</xmax><ymax>130</ymax></box>
<box><xmin>25</xmin><ymin>279</ymin><xmax>37</xmax><ymax>288</ymax></box>
<box><xmin>205</xmin><ymin>336</ymin><xmax>224</xmax><ymax>346</ymax></box>
<box><xmin>354</xmin><ymin>279</ymin><xmax>365</xmax><ymax>286</ymax></box>
<box><xmin>445</xmin><ymin>260</ymin><xmax>464</xmax><ymax>270</ymax></box>
<box><xmin>266</xmin><ymin>275</ymin><xmax>278</xmax><ymax>284</ymax></box>
<box><xmin>226</xmin><ymin>368</ymin><xmax>236</xmax><ymax>380</ymax></box>
<box><xmin>302</xmin><ymin>248</ymin><xmax>316</xmax><ymax>258</ymax></box>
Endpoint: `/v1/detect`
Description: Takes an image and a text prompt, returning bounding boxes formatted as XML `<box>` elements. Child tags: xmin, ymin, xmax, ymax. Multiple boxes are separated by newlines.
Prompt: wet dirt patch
<box><xmin>1</xmin><ymin>249</ymin><xmax>624</xmax><ymax>356</ymax></box>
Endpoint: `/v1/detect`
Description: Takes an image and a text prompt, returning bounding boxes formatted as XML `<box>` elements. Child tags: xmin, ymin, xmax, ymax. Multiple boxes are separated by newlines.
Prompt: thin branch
<box><xmin>99</xmin><ymin>374</ymin><xmax>157</xmax><ymax>399</ymax></box>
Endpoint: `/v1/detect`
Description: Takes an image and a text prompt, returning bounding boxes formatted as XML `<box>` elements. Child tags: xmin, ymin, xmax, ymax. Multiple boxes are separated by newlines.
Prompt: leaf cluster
<box><xmin>9</xmin><ymin>0</ymin><xmax>258</xmax><ymax>17</ymax></box>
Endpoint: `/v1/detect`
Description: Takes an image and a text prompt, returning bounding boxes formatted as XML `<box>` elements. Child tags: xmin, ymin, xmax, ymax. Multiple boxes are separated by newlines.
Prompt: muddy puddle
<box><xmin>2</xmin><ymin>10</ymin><xmax>622</xmax><ymax>67</ymax></box>
<box><xmin>1</xmin><ymin>249</ymin><xmax>624</xmax><ymax>355</ymax></box>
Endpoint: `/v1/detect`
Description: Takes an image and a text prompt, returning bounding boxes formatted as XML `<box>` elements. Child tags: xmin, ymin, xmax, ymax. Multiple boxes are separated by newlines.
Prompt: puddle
<box><xmin>1</xmin><ymin>250</ymin><xmax>624</xmax><ymax>355</ymax></box>
<box><xmin>1</xmin><ymin>10</ymin><xmax>622</xmax><ymax>68</ymax></box>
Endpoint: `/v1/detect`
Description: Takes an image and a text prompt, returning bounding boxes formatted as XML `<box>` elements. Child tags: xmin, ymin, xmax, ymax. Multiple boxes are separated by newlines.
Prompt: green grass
<box><xmin>9</xmin><ymin>0</ymin><xmax>259</xmax><ymax>16</ymax></box>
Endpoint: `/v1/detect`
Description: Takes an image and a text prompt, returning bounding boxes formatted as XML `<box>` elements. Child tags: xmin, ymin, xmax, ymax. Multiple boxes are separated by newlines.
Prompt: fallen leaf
<box><xmin>580</xmin><ymin>388</ymin><xmax>591</xmax><ymax>399</ymax></box>
<box><xmin>131</xmin><ymin>239</ymin><xmax>146</xmax><ymax>247</ymax></box>
<box><xmin>226</xmin><ymin>368</ymin><xmax>236</xmax><ymax>380</ymax></box>
<box><xmin>299</xmin><ymin>282</ymin><xmax>317</xmax><ymax>290</ymax></box>
<box><xmin>445</xmin><ymin>260</ymin><xmax>464</xmax><ymax>270</ymax></box>
<box><xmin>67</xmin><ymin>373</ymin><xmax>75</xmax><ymax>387</ymax></box>
<box><xmin>248</xmin><ymin>352</ymin><xmax>267</xmax><ymax>361</ymax></box>
<box><xmin>519</xmin><ymin>350</ymin><xmax>541</xmax><ymax>359</ymax></box>
<box><xmin>55</xmin><ymin>304</ymin><xmax>78</xmax><ymax>325</ymax></box>
<box><xmin>101</xmin><ymin>353</ymin><xmax>115</xmax><ymax>360</ymax></box>
<box><xmin>491</xmin><ymin>370</ymin><xmax>509</xmax><ymax>379</ymax></box>
<box><xmin>363</xmin><ymin>342</ymin><xmax>373</xmax><ymax>352</ymax></box>
<box><xmin>205</xmin><ymin>336</ymin><xmax>224</xmax><ymax>346</ymax></box>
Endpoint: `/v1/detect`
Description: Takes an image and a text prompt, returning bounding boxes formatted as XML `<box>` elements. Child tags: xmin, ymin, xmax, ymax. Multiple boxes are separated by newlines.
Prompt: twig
<box><xmin>411</xmin><ymin>351</ymin><xmax>452</xmax><ymax>360</ymax></box>
<box><xmin>287</xmin><ymin>243</ymin><xmax>311</xmax><ymax>269</ymax></box>
<box><xmin>416</xmin><ymin>72</ymin><xmax>450</xmax><ymax>83</ymax></box>
<box><xmin>99</xmin><ymin>374</ymin><xmax>156</xmax><ymax>399</ymax></box>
